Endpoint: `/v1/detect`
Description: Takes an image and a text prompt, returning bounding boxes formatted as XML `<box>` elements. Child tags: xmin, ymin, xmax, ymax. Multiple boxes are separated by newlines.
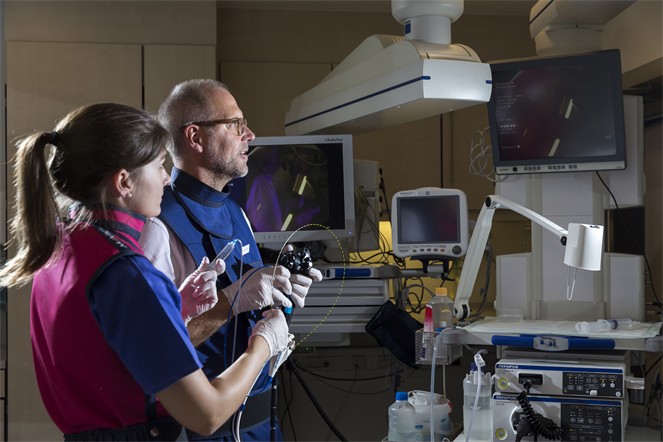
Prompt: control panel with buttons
<box><xmin>495</xmin><ymin>358</ymin><xmax>625</xmax><ymax>399</ymax></box>
<box><xmin>563</xmin><ymin>371</ymin><xmax>623</xmax><ymax>398</ymax></box>
<box><xmin>493</xmin><ymin>393</ymin><xmax>625</xmax><ymax>441</ymax></box>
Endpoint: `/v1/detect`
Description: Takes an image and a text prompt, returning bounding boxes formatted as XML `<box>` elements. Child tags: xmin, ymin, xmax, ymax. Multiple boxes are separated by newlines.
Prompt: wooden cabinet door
<box><xmin>5</xmin><ymin>40</ymin><xmax>141</xmax><ymax>441</ymax></box>
<box><xmin>143</xmin><ymin>44</ymin><xmax>216</xmax><ymax>114</ymax></box>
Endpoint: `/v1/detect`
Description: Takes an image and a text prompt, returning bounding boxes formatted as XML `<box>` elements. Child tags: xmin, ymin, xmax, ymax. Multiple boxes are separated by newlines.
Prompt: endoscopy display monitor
<box><xmin>229</xmin><ymin>134</ymin><xmax>354</xmax><ymax>246</ymax></box>
<box><xmin>487</xmin><ymin>49</ymin><xmax>627</xmax><ymax>175</ymax></box>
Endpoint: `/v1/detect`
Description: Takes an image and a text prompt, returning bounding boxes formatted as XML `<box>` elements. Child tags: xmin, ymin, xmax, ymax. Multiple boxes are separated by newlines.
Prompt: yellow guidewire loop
<box><xmin>271</xmin><ymin>223</ymin><xmax>347</xmax><ymax>348</ymax></box>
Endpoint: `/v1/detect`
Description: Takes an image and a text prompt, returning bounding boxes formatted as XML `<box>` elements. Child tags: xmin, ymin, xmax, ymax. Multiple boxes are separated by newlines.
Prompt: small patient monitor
<box><xmin>391</xmin><ymin>187</ymin><xmax>469</xmax><ymax>259</ymax></box>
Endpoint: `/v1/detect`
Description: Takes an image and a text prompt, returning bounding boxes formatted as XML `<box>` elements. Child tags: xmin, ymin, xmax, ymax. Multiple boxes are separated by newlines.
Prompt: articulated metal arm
<box><xmin>453</xmin><ymin>195</ymin><xmax>579</xmax><ymax>320</ymax></box>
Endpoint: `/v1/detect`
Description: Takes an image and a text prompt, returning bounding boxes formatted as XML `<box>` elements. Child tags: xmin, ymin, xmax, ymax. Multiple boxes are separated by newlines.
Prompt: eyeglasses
<box><xmin>181</xmin><ymin>117</ymin><xmax>248</xmax><ymax>136</ymax></box>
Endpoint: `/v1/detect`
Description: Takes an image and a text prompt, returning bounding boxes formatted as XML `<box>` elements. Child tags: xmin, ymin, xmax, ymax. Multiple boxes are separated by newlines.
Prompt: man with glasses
<box><xmin>140</xmin><ymin>79</ymin><xmax>322</xmax><ymax>441</ymax></box>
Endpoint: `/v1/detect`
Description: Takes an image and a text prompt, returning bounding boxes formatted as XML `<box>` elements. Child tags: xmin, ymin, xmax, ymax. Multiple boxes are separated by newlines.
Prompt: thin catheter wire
<box><xmin>271</xmin><ymin>224</ymin><xmax>347</xmax><ymax>348</ymax></box>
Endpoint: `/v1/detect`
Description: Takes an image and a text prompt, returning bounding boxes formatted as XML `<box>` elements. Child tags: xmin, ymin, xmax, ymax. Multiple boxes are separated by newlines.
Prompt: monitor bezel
<box><xmin>230</xmin><ymin>134</ymin><xmax>355</xmax><ymax>248</ymax></box>
<box><xmin>391</xmin><ymin>187</ymin><xmax>469</xmax><ymax>260</ymax></box>
<box><xmin>487</xmin><ymin>49</ymin><xmax>627</xmax><ymax>175</ymax></box>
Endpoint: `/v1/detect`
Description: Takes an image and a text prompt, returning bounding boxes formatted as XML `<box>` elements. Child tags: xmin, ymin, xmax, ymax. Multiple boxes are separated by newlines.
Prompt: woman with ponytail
<box><xmin>0</xmin><ymin>103</ymin><xmax>290</xmax><ymax>441</ymax></box>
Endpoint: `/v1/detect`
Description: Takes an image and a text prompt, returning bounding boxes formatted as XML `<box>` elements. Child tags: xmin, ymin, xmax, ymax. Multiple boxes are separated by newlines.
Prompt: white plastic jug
<box><xmin>407</xmin><ymin>390</ymin><xmax>453</xmax><ymax>441</ymax></box>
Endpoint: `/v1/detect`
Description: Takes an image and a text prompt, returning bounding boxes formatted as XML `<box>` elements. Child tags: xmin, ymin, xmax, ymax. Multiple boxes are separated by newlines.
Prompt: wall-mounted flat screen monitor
<box><xmin>487</xmin><ymin>49</ymin><xmax>627</xmax><ymax>175</ymax></box>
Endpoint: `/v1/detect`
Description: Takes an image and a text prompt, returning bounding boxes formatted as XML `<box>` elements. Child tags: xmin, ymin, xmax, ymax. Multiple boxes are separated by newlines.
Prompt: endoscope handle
<box><xmin>277</xmin><ymin>247</ymin><xmax>313</xmax><ymax>324</ymax></box>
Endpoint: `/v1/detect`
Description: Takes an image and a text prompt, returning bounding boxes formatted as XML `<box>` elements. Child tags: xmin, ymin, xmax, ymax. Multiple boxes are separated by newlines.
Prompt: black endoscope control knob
<box><xmin>278</xmin><ymin>247</ymin><xmax>313</xmax><ymax>276</ymax></box>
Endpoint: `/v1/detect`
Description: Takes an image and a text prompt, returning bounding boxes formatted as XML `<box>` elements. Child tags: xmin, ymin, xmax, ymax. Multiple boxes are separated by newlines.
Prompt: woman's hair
<box><xmin>0</xmin><ymin>103</ymin><xmax>172</xmax><ymax>287</ymax></box>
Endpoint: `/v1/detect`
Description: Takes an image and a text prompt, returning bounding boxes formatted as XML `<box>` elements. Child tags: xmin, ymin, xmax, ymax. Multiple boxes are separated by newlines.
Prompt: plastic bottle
<box><xmin>575</xmin><ymin>318</ymin><xmax>634</xmax><ymax>333</ymax></box>
<box><xmin>425</xmin><ymin>287</ymin><xmax>455</xmax><ymax>332</ymax></box>
<box><xmin>408</xmin><ymin>390</ymin><xmax>453</xmax><ymax>442</ymax></box>
<box><xmin>388</xmin><ymin>391</ymin><xmax>416</xmax><ymax>442</ymax></box>
<box><xmin>463</xmin><ymin>363</ymin><xmax>493</xmax><ymax>442</ymax></box>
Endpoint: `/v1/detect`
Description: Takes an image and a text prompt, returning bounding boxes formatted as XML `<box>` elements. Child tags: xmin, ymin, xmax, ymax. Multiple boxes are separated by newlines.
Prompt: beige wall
<box><xmin>603</xmin><ymin>0</ymin><xmax>663</xmax><ymax>89</ymax></box>
<box><xmin>4</xmin><ymin>2</ymin><xmax>216</xmax><ymax>440</ymax></box>
<box><xmin>5</xmin><ymin>0</ymin><xmax>215</xmax><ymax>45</ymax></box>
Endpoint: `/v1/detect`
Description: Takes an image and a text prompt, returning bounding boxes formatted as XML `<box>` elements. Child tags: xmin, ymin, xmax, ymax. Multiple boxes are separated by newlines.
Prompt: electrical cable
<box><xmin>515</xmin><ymin>389</ymin><xmax>565</xmax><ymax>440</ymax></box>
<box><xmin>386</xmin><ymin>360</ymin><xmax>417</xmax><ymax>393</ymax></box>
<box><xmin>645</xmin><ymin>354</ymin><xmax>662</xmax><ymax>376</ymax></box>
<box><xmin>285</xmin><ymin>358</ymin><xmax>349</xmax><ymax>441</ymax></box>
<box><xmin>270</xmin><ymin>375</ymin><xmax>279</xmax><ymax>442</ymax></box>
<box><xmin>266</xmin><ymin>232</ymin><xmax>347</xmax><ymax>441</ymax></box>
<box><xmin>632</xmin><ymin>350</ymin><xmax>647</xmax><ymax>380</ymax></box>
<box><xmin>566</xmin><ymin>266</ymin><xmax>578</xmax><ymax>300</ymax></box>
<box><xmin>221</xmin><ymin>239</ymin><xmax>247</xmax><ymax>368</ymax></box>
<box><xmin>476</xmin><ymin>247</ymin><xmax>492</xmax><ymax>315</ymax></box>
<box><xmin>379</xmin><ymin>168</ymin><xmax>391</xmax><ymax>218</ymax></box>
<box><xmin>270</xmin><ymin>242</ymin><xmax>299</xmax><ymax>442</ymax></box>
<box><xmin>632</xmin><ymin>350</ymin><xmax>650</xmax><ymax>425</ymax></box>
<box><xmin>323</xmin><ymin>366</ymin><xmax>358</xmax><ymax>442</ymax></box>
<box><xmin>515</xmin><ymin>416</ymin><xmax>532</xmax><ymax>442</ymax></box>
<box><xmin>645</xmin><ymin>371</ymin><xmax>662</xmax><ymax>429</ymax></box>
<box><xmin>468</xmin><ymin>127</ymin><xmax>504</xmax><ymax>183</ymax></box>
<box><xmin>468</xmin><ymin>127</ymin><xmax>493</xmax><ymax>179</ymax></box>
<box><xmin>351</xmin><ymin>184</ymin><xmax>383</xmax><ymax>258</ymax></box>
<box><xmin>596</xmin><ymin>171</ymin><xmax>662</xmax><ymax>309</ymax></box>
<box><xmin>293</xmin><ymin>367</ymin><xmax>393</xmax><ymax>396</ymax></box>
<box><xmin>217</xmin><ymin>239</ymin><xmax>299</xmax><ymax>441</ymax></box>
<box><xmin>278</xmin><ymin>369</ymin><xmax>298</xmax><ymax>442</ymax></box>
<box><xmin>216</xmin><ymin>239</ymin><xmax>277</xmax><ymax>442</ymax></box>
<box><xmin>213</xmin><ymin>239</ymin><xmax>252</xmax><ymax>440</ymax></box>
<box><xmin>294</xmin><ymin>362</ymin><xmax>387</xmax><ymax>382</ymax></box>
<box><xmin>275</xmin><ymin>226</ymin><xmax>347</xmax><ymax>349</ymax></box>
<box><xmin>469</xmin><ymin>244</ymin><xmax>492</xmax><ymax>318</ymax></box>
<box><xmin>232</xmin><ymin>364</ymin><xmax>263</xmax><ymax>442</ymax></box>
<box><xmin>402</xmin><ymin>282</ymin><xmax>434</xmax><ymax>314</ymax></box>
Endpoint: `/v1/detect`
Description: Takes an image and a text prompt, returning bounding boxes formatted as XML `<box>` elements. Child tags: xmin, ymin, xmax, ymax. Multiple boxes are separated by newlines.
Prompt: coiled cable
<box><xmin>516</xmin><ymin>391</ymin><xmax>565</xmax><ymax>441</ymax></box>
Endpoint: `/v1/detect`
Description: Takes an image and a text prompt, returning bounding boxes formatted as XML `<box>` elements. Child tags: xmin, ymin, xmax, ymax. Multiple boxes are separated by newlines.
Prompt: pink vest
<box><xmin>31</xmin><ymin>213</ymin><xmax>159</xmax><ymax>433</ymax></box>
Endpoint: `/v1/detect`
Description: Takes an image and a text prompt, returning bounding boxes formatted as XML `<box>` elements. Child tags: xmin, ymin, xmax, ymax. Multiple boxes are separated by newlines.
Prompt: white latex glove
<box><xmin>269</xmin><ymin>333</ymin><xmax>295</xmax><ymax>377</ymax></box>
<box><xmin>179</xmin><ymin>257</ymin><xmax>224</xmax><ymax>324</ymax></box>
<box><xmin>289</xmin><ymin>267</ymin><xmax>323</xmax><ymax>308</ymax></box>
<box><xmin>249</xmin><ymin>308</ymin><xmax>290</xmax><ymax>358</ymax></box>
<box><xmin>221</xmin><ymin>266</ymin><xmax>293</xmax><ymax>316</ymax></box>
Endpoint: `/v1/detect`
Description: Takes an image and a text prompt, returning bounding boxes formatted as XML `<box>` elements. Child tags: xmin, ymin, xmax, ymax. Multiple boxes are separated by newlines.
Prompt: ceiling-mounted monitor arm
<box><xmin>453</xmin><ymin>194</ymin><xmax>604</xmax><ymax>320</ymax></box>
